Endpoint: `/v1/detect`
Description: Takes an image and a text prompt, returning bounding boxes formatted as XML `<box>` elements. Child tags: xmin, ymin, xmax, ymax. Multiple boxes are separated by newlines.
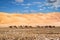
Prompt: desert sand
<box><xmin>0</xmin><ymin>12</ymin><xmax>60</xmax><ymax>27</ymax></box>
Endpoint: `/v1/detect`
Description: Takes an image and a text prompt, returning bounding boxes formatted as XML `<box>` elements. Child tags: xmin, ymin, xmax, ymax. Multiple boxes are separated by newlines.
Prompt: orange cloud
<box><xmin>0</xmin><ymin>12</ymin><xmax>60</xmax><ymax>27</ymax></box>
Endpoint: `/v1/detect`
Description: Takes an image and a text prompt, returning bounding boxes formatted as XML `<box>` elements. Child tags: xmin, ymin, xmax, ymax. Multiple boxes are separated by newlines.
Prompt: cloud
<box><xmin>21</xmin><ymin>3</ymin><xmax>32</xmax><ymax>6</ymax></box>
<box><xmin>30</xmin><ymin>10</ymin><xmax>37</xmax><ymax>13</ymax></box>
<box><xmin>26</xmin><ymin>3</ymin><xmax>32</xmax><ymax>6</ymax></box>
<box><xmin>11</xmin><ymin>0</ymin><xmax>24</xmax><ymax>5</ymax></box>
<box><xmin>15</xmin><ymin>0</ymin><xmax>24</xmax><ymax>3</ymax></box>
<box><xmin>45</xmin><ymin>0</ymin><xmax>60</xmax><ymax>9</ymax></box>
<box><xmin>39</xmin><ymin>7</ymin><xmax>46</xmax><ymax>10</ymax></box>
<box><xmin>24</xmin><ymin>7</ymin><xmax>29</xmax><ymax>9</ymax></box>
<box><xmin>23</xmin><ymin>10</ymin><xmax>29</xmax><ymax>13</ymax></box>
<box><xmin>33</xmin><ymin>2</ymin><xmax>42</xmax><ymax>4</ymax></box>
<box><xmin>52</xmin><ymin>0</ymin><xmax>60</xmax><ymax>8</ymax></box>
<box><xmin>37</xmin><ymin>4</ymin><xmax>45</xmax><ymax>8</ymax></box>
<box><xmin>21</xmin><ymin>4</ymin><xmax>25</xmax><ymax>6</ymax></box>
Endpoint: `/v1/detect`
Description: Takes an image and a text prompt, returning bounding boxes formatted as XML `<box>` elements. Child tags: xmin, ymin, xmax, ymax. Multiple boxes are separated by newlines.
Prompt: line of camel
<box><xmin>9</xmin><ymin>25</ymin><xmax>56</xmax><ymax>28</ymax></box>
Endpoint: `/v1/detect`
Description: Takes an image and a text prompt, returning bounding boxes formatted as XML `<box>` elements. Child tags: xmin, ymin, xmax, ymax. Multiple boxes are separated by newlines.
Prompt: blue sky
<box><xmin>0</xmin><ymin>0</ymin><xmax>60</xmax><ymax>13</ymax></box>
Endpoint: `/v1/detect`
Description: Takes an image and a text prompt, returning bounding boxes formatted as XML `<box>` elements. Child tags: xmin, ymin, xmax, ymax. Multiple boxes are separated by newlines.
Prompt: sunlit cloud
<box><xmin>39</xmin><ymin>7</ymin><xmax>46</xmax><ymax>10</ymax></box>
<box><xmin>26</xmin><ymin>3</ymin><xmax>32</xmax><ymax>6</ymax></box>
<box><xmin>45</xmin><ymin>0</ymin><xmax>60</xmax><ymax>10</ymax></box>
<box><xmin>21</xmin><ymin>3</ymin><xmax>32</xmax><ymax>6</ymax></box>
<box><xmin>15</xmin><ymin>0</ymin><xmax>24</xmax><ymax>3</ymax></box>
<box><xmin>52</xmin><ymin>0</ymin><xmax>60</xmax><ymax>8</ymax></box>
<box><xmin>12</xmin><ymin>0</ymin><xmax>24</xmax><ymax>5</ymax></box>
<box><xmin>39</xmin><ymin>9</ymin><xmax>44</xmax><ymax>10</ymax></box>
<box><xmin>33</xmin><ymin>2</ymin><xmax>42</xmax><ymax>4</ymax></box>
<box><xmin>21</xmin><ymin>4</ymin><xmax>25</xmax><ymax>6</ymax></box>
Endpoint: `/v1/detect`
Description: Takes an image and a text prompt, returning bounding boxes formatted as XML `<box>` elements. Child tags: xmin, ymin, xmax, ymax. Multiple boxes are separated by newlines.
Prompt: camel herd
<box><xmin>9</xmin><ymin>25</ymin><xmax>55</xmax><ymax>29</ymax></box>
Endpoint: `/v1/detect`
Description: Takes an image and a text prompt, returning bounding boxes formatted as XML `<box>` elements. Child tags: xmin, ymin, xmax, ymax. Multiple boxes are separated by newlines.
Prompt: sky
<box><xmin>0</xmin><ymin>0</ymin><xmax>60</xmax><ymax>13</ymax></box>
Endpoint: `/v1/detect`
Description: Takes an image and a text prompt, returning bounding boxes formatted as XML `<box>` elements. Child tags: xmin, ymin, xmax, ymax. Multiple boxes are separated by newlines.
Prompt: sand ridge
<box><xmin>0</xmin><ymin>12</ymin><xmax>60</xmax><ymax>26</ymax></box>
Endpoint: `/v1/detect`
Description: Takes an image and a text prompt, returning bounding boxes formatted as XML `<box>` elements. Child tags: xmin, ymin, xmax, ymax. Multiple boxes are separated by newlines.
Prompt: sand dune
<box><xmin>0</xmin><ymin>12</ymin><xmax>60</xmax><ymax>27</ymax></box>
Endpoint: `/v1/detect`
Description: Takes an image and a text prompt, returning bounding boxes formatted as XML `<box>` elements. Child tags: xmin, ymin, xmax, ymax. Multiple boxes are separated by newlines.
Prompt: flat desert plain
<box><xmin>0</xmin><ymin>12</ymin><xmax>60</xmax><ymax>40</ymax></box>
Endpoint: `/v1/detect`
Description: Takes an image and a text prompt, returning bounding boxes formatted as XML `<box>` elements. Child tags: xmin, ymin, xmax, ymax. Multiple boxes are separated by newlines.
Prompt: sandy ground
<box><xmin>0</xmin><ymin>12</ymin><xmax>60</xmax><ymax>27</ymax></box>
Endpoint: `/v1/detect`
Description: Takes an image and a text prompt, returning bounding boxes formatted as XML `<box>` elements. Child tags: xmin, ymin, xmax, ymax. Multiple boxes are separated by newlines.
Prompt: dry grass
<box><xmin>0</xmin><ymin>27</ymin><xmax>60</xmax><ymax>40</ymax></box>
